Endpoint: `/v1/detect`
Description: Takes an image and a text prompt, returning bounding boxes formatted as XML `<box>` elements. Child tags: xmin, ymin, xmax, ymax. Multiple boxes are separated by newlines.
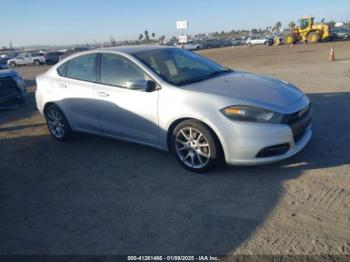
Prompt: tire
<box><xmin>247</xmin><ymin>43</ymin><xmax>253</xmax><ymax>47</ymax></box>
<box><xmin>343</xmin><ymin>34</ymin><xmax>349</xmax><ymax>40</ymax></box>
<box><xmin>307</xmin><ymin>32</ymin><xmax>320</xmax><ymax>44</ymax></box>
<box><xmin>171</xmin><ymin>120</ymin><xmax>221</xmax><ymax>172</ymax></box>
<box><xmin>9</xmin><ymin>61</ymin><xmax>16</xmax><ymax>68</ymax></box>
<box><xmin>34</xmin><ymin>60</ymin><xmax>41</xmax><ymax>66</ymax></box>
<box><xmin>45</xmin><ymin>104</ymin><xmax>72</xmax><ymax>141</ymax></box>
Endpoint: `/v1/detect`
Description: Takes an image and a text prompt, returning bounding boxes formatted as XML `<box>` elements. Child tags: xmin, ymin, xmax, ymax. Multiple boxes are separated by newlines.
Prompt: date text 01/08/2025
<box><xmin>127</xmin><ymin>255</ymin><xmax>220</xmax><ymax>261</ymax></box>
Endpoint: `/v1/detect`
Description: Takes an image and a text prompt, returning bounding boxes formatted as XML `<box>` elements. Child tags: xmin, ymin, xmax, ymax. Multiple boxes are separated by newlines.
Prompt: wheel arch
<box><xmin>166</xmin><ymin>117</ymin><xmax>225</xmax><ymax>160</ymax></box>
<box><xmin>307</xmin><ymin>30</ymin><xmax>320</xmax><ymax>37</ymax></box>
<box><xmin>43</xmin><ymin>102</ymin><xmax>71</xmax><ymax>127</ymax></box>
<box><xmin>43</xmin><ymin>101</ymin><xmax>56</xmax><ymax>115</ymax></box>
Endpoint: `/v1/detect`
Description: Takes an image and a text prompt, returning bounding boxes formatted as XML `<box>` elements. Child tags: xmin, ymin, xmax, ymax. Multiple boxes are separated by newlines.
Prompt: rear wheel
<box><xmin>171</xmin><ymin>120</ymin><xmax>221</xmax><ymax>172</ymax></box>
<box><xmin>34</xmin><ymin>60</ymin><xmax>41</xmax><ymax>66</ymax></box>
<box><xmin>45</xmin><ymin>104</ymin><xmax>72</xmax><ymax>141</ymax></box>
<box><xmin>307</xmin><ymin>32</ymin><xmax>320</xmax><ymax>44</ymax></box>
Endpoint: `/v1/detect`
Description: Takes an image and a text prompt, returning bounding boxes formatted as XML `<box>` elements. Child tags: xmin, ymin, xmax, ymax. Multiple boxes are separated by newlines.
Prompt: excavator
<box><xmin>284</xmin><ymin>17</ymin><xmax>331</xmax><ymax>44</ymax></box>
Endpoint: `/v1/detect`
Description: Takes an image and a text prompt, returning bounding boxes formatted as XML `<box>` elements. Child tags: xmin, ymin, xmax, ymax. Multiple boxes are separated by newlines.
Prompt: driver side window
<box><xmin>100</xmin><ymin>53</ymin><xmax>147</xmax><ymax>88</ymax></box>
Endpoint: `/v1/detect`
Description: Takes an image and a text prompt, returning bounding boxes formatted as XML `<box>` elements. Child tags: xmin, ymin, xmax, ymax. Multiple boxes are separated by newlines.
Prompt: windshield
<box><xmin>133</xmin><ymin>48</ymin><xmax>231</xmax><ymax>86</ymax></box>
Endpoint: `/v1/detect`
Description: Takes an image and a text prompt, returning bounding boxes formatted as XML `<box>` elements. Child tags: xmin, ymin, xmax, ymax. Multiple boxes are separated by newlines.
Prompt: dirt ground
<box><xmin>1</xmin><ymin>41</ymin><xmax>350</xmax><ymax>256</ymax></box>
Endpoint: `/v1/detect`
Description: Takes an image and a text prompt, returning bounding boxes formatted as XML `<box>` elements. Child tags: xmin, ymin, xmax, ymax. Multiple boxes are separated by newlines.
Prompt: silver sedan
<box><xmin>36</xmin><ymin>46</ymin><xmax>312</xmax><ymax>172</ymax></box>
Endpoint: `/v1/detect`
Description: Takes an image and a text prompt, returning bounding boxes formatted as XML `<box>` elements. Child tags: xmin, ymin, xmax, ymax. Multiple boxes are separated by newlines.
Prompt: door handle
<box><xmin>96</xmin><ymin>91</ymin><xmax>110</xmax><ymax>97</ymax></box>
<box><xmin>57</xmin><ymin>83</ymin><xmax>67</xmax><ymax>88</ymax></box>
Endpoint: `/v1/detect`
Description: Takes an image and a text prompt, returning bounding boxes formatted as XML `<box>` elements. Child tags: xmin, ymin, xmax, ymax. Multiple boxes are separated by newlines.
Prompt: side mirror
<box><xmin>125</xmin><ymin>80</ymin><xmax>156</xmax><ymax>92</ymax></box>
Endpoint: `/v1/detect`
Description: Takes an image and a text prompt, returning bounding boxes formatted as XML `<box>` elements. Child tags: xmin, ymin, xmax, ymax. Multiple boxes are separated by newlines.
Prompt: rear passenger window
<box><xmin>67</xmin><ymin>54</ymin><xmax>97</xmax><ymax>82</ymax></box>
<box><xmin>57</xmin><ymin>63</ymin><xmax>68</xmax><ymax>77</ymax></box>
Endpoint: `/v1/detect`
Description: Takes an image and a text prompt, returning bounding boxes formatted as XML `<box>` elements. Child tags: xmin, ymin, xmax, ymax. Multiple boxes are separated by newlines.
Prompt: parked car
<box><xmin>246</xmin><ymin>36</ymin><xmax>273</xmax><ymax>47</ymax></box>
<box><xmin>174</xmin><ymin>41</ymin><xmax>201</xmax><ymax>50</ymax></box>
<box><xmin>44</xmin><ymin>51</ymin><xmax>64</xmax><ymax>65</ymax></box>
<box><xmin>332</xmin><ymin>28</ymin><xmax>350</xmax><ymax>40</ymax></box>
<box><xmin>0</xmin><ymin>52</ymin><xmax>19</xmax><ymax>64</ymax></box>
<box><xmin>59</xmin><ymin>47</ymin><xmax>89</xmax><ymax>61</ymax></box>
<box><xmin>0</xmin><ymin>64</ymin><xmax>26</xmax><ymax>109</ymax></box>
<box><xmin>7</xmin><ymin>52</ymin><xmax>45</xmax><ymax>67</ymax></box>
<box><xmin>230</xmin><ymin>38</ymin><xmax>242</xmax><ymax>46</ymax></box>
<box><xmin>217</xmin><ymin>38</ymin><xmax>234</xmax><ymax>47</ymax></box>
<box><xmin>36</xmin><ymin>46</ymin><xmax>312</xmax><ymax>172</ymax></box>
<box><xmin>198</xmin><ymin>39</ymin><xmax>222</xmax><ymax>49</ymax></box>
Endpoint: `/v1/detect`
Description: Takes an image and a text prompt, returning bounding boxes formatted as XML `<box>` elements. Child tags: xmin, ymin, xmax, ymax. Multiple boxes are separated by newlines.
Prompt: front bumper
<box><xmin>213</xmin><ymin>102</ymin><xmax>312</xmax><ymax>166</ymax></box>
<box><xmin>225</xmin><ymin>125</ymin><xmax>311</xmax><ymax>165</ymax></box>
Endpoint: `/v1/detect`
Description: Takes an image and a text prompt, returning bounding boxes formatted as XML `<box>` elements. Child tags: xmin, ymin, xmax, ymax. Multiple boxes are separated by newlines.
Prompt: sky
<box><xmin>1</xmin><ymin>0</ymin><xmax>349</xmax><ymax>47</ymax></box>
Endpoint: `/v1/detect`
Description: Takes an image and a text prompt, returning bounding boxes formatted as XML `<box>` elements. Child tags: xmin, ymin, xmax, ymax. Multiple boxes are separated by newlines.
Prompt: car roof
<box><xmin>98</xmin><ymin>45</ymin><xmax>174</xmax><ymax>54</ymax></box>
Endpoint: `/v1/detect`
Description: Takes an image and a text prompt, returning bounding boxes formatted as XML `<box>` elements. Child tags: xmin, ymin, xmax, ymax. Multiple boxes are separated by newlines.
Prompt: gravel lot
<box><xmin>1</xmin><ymin>41</ymin><xmax>350</xmax><ymax>255</ymax></box>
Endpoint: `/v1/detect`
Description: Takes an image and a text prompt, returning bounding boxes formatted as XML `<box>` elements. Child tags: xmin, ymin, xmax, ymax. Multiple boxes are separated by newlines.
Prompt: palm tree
<box><xmin>274</xmin><ymin>21</ymin><xmax>282</xmax><ymax>33</ymax></box>
<box><xmin>138</xmin><ymin>34</ymin><xmax>143</xmax><ymax>41</ymax></box>
<box><xmin>151</xmin><ymin>32</ymin><xmax>155</xmax><ymax>39</ymax></box>
<box><xmin>110</xmin><ymin>37</ymin><xmax>116</xmax><ymax>47</ymax></box>
<box><xmin>144</xmin><ymin>30</ymin><xmax>150</xmax><ymax>42</ymax></box>
<box><xmin>289</xmin><ymin>21</ymin><xmax>296</xmax><ymax>30</ymax></box>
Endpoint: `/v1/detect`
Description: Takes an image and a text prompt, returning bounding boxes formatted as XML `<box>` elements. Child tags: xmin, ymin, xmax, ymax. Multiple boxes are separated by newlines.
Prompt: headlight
<box><xmin>220</xmin><ymin>105</ymin><xmax>283</xmax><ymax>124</ymax></box>
<box><xmin>13</xmin><ymin>76</ymin><xmax>26</xmax><ymax>91</ymax></box>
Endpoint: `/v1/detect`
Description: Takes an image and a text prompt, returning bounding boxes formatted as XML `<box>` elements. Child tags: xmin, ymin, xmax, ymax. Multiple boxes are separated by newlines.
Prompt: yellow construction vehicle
<box><xmin>284</xmin><ymin>17</ymin><xmax>331</xmax><ymax>44</ymax></box>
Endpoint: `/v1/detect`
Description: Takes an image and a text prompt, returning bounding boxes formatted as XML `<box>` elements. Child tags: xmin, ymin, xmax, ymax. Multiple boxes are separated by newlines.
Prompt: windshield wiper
<box><xmin>203</xmin><ymin>69</ymin><xmax>232</xmax><ymax>80</ymax></box>
<box><xmin>178</xmin><ymin>69</ymin><xmax>233</xmax><ymax>86</ymax></box>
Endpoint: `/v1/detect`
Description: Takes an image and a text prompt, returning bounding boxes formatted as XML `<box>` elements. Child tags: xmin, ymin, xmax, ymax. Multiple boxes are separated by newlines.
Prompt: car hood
<box><xmin>0</xmin><ymin>69</ymin><xmax>17</xmax><ymax>78</ymax></box>
<box><xmin>185</xmin><ymin>71</ymin><xmax>303</xmax><ymax>108</ymax></box>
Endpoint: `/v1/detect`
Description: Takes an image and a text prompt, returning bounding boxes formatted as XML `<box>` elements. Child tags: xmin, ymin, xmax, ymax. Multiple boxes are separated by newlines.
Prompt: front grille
<box><xmin>284</xmin><ymin>104</ymin><xmax>312</xmax><ymax>143</ymax></box>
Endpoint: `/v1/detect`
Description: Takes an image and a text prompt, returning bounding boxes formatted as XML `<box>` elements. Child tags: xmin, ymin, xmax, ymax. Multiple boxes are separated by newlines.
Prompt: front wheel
<box><xmin>9</xmin><ymin>61</ymin><xmax>16</xmax><ymax>68</ymax></box>
<box><xmin>307</xmin><ymin>32</ymin><xmax>320</xmax><ymax>44</ymax></box>
<box><xmin>171</xmin><ymin>120</ymin><xmax>221</xmax><ymax>172</ymax></box>
<box><xmin>34</xmin><ymin>60</ymin><xmax>41</xmax><ymax>66</ymax></box>
<box><xmin>45</xmin><ymin>104</ymin><xmax>72</xmax><ymax>141</ymax></box>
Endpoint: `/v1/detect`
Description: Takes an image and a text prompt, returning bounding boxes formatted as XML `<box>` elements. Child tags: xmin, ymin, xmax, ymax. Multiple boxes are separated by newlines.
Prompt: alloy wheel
<box><xmin>175</xmin><ymin>127</ymin><xmax>211</xmax><ymax>169</ymax></box>
<box><xmin>47</xmin><ymin>108</ymin><xmax>66</xmax><ymax>138</ymax></box>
